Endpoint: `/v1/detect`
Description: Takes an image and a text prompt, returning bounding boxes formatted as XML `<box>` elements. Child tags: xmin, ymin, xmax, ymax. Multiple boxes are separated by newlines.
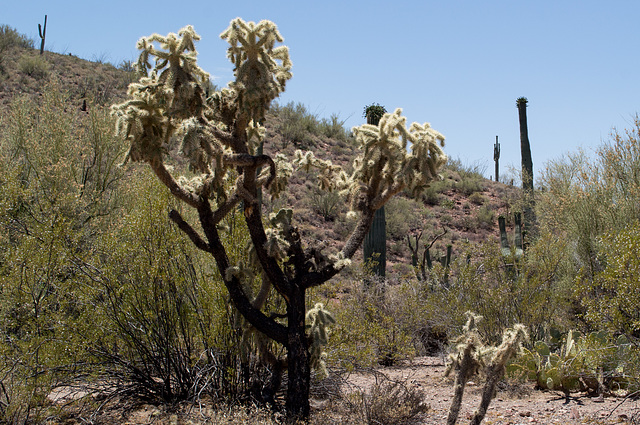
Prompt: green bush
<box><xmin>271</xmin><ymin>101</ymin><xmax>320</xmax><ymax>148</ymax></box>
<box><xmin>307</xmin><ymin>188</ymin><xmax>343</xmax><ymax>221</ymax></box>
<box><xmin>576</xmin><ymin>221</ymin><xmax>640</xmax><ymax>336</ymax></box>
<box><xmin>385</xmin><ymin>196</ymin><xmax>424</xmax><ymax>240</ymax></box>
<box><xmin>328</xmin><ymin>277</ymin><xmax>417</xmax><ymax>368</ymax></box>
<box><xmin>319</xmin><ymin>113</ymin><xmax>350</xmax><ymax>141</ymax></box>
<box><xmin>18</xmin><ymin>54</ymin><xmax>49</xmax><ymax>79</ymax></box>
<box><xmin>476</xmin><ymin>204</ymin><xmax>495</xmax><ymax>229</ymax></box>
<box><xmin>0</xmin><ymin>25</ymin><xmax>33</xmax><ymax>50</ymax></box>
<box><xmin>420</xmin><ymin>235</ymin><xmax>573</xmax><ymax>344</ymax></box>
<box><xmin>93</xmin><ymin>176</ymin><xmax>252</xmax><ymax>402</ymax></box>
<box><xmin>0</xmin><ymin>82</ymin><xmax>124</xmax><ymax>422</ymax></box>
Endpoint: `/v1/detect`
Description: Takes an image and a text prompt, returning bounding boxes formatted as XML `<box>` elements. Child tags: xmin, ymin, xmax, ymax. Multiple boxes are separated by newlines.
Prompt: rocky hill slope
<box><xmin>0</xmin><ymin>41</ymin><xmax>523</xmax><ymax>279</ymax></box>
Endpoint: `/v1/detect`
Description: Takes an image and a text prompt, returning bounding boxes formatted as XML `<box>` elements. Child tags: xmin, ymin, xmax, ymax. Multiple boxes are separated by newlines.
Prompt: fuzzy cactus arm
<box><xmin>350</xmin><ymin>108</ymin><xmax>447</xmax><ymax>212</ymax></box>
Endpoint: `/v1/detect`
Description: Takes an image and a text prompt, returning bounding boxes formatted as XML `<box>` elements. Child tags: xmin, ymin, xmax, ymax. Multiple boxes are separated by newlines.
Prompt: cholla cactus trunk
<box><xmin>363</xmin><ymin>205</ymin><xmax>386</xmax><ymax>277</ymax></box>
<box><xmin>446</xmin><ymin>342</ymin><xmax>476</xmax><ymax>425</ymax></box>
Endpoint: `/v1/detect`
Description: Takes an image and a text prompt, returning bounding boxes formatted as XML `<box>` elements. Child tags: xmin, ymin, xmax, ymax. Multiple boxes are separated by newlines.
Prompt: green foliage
<box><xmin>0</xmin><ymin>25</ymin><xmax>34</xmax><ymax>50</ymax></box>
<box><xmin>385</xmin><ymin>196</ymin><xmax>424</xmax><ymax>240</ymax></box>
<box><xmin>419</xmin><ymin>235</ymin><xmax>572</xmax><ymax>344</ymax></box>
<box><xmin>0</xmin><ymin>82</ymin><xmax>124</xmax><ymax>422</ymax></box>
<box><xmin>272</xmin><ymin>102</ymin><xmax>320</xmax><ymax>148</ymax></box>
<box><xmin>92</xmin><ymin>176</ymin><xmax>253</xmax><ymax>402</ymax></box>
<box><xmin>329</xmin><ymin>278</ymin><xmax>418</xmax><ymax>368</ymax></box>
<box><xmin>18</xmin><ymin>54</ymin><xmax>50</xmax><ymax>79</ymax></box>
<box><xmin>0</xmin><ymin>25</ymin><xmax>34</xmax><ymax>75</ymax></box>
<box><xmin>476</xmin><ymin>204</ymin><xmax>495</xmax><ymax>229</ymax></box>
<box><xmin>363</xmin><ymin>103</ymin><xmax>386</xmax><ymax>125</ymax></box>
<box><xmin>576</xmin><ymin>221</ymin><xmax>640</xmax><ymax>335</ymax></box>
<box><xmin>307</xmin><ymin>187</ymin><xmax>343</xmax><ymax>221</ymax></box>
<box><xmin>509</xmin><ymin>330</ymin><xmax>639</xmax><ymax>395</ymax></box>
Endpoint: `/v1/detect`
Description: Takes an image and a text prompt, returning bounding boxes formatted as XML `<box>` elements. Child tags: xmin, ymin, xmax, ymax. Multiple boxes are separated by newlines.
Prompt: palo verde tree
<box><xmin>111</xmin><ymin>20</ymin><xmax>447</xmax><ymax>419</ymax></box>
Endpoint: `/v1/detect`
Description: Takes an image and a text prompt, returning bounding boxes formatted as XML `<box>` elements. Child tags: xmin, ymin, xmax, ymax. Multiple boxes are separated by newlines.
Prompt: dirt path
<box><xmin>341</xmin><ymin>356</ymin><xmax>639</xmax><ymax>424</ymax></box>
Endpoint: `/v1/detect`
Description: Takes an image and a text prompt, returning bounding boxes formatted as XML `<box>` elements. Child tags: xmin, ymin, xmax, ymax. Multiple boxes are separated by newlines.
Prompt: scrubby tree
<box><xmin>111</xmin><ymin>19</ymin><xmax>446</xmax><ymax>419</ymax></box>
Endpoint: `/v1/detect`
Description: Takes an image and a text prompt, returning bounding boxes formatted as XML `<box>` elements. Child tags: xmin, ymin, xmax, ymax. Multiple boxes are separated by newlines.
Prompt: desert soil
<box><xmin>54</xmin><ymin>356</ymin><xmax>639</xmax><ymax>424</ymax></box>
<box><xmin>341</xmin><ymin>356</ymin><xmax>639</xmax><ymax>424</ymax></box>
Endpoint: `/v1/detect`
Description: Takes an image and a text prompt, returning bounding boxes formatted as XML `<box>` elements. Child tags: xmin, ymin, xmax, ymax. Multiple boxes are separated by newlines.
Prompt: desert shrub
<box><xmin>0</xmin><ymin>82</ymin><xmax>124</xmax><ymax>422</ymax></box>
<box><xmin>455</xmin><ymin>175</ymin><xmax>484</xmax><ymax>196</ymax></box>
<box><xmin>476</xmin><ymin>204</ymin><xmax>495</xmax><ymax>229</ymax></box>
<box><xmin>538</xmin><ymin>118</ymin><xmax>640</xmax><ymax>280</ymax></box>
<box><xmin>446</xmin><ymin>157</ymin><xmax>487</xmax><ymax>179</ymax></box>
<box><xmin>307</xmin><ymin>188</ymin><xmax>343</xmax><ymax>221</ymax></box>
<box><xmin>385</xmin><ymin>196</ymin><xmax>424</xmax><ymax>239</ymax></box>
<box><xmin>420</xmin><ymin>235</ymin><xmax>573</xmax><ymax>343</ymax></box>
<box><xmin>319</xmin><ymin>113</ymin><xmax>351</xmax><ymax>142</ymax></box>
<box><xmin>328</xmin><ymin>277</ymin><xmax>417</xmax><ymax>368</ymax></box>
<box><xmin>576</xmin><ymin>222</ymin><xmax>640</xmax><ymax>336</ymax></box>
<box><xmin>90</xmin><ymin>176</ymin><xmax>247</xmax><ymax>402</ymax></box>
<box><xmin>347</xmin><ymin>378</ymin><xmax>429</xmax><ymax>425</ymax></box>
<box><xmin>0</xmin><ymin>25</ymin><xmax>33</xmax><ymax>51</ymax></box>
<box><xmin>468</xmin><ymin>191</ymin><xmax>485</xmax><ymax>205</ymax></box>
<box><xmin>18</xmin><ymin>54</ymin><xmax>50</xmax><ymax>79</ymax></box>
<box><xmin>271</xmin><ymin>101</ymin><xmax>319</xmax><ymax>148</ymax></box>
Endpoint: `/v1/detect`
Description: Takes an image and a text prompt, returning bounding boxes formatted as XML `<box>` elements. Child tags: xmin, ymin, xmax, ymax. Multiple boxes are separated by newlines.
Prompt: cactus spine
<box><xmin>38</xmin><ymin>15</ymin><xmax>47</xmax><ymax>55</ymax></box>
<box><xmin>363</xmin><ymin>103</ymin><xmax>388</xmax><ymax>277</ymax></box>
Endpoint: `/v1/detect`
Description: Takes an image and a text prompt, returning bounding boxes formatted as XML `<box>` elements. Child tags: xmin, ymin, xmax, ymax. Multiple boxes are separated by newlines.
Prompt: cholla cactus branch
<box><xmin>470</xmin><ymin>324</ymin><xmax>528</xmax><ymax>425</ymax></box>
<box><xmin>220</xmin><ymin>19</ymin><xmax>292</xmax><ymax>124</ymax></box>
<box><xmin>351</xmin><ymin>108</ymin><xmax>447</xmax><ymax>211</ymax></box>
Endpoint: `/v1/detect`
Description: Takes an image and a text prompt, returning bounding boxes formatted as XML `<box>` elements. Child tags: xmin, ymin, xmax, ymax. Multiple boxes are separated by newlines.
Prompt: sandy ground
<box><xmin>340</xmin><ymin>356</ymin><xmax>639</xmax><ymax>424</ymax></box>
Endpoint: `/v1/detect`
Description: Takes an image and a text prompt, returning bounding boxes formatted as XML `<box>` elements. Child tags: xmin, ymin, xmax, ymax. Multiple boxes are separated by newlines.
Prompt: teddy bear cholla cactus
<box><xmin>446</xmin><ymin>312</ymin><xmax>528</xmax><ymax>425</ymax></box>
<box><xmin>111</xmin><ymin>19</ymin><xmax>446</xmax><ymax>419</ymax></box>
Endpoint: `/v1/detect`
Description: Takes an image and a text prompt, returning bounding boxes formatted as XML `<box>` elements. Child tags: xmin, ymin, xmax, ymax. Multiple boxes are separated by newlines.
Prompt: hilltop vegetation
<box><xmin>0</xmin><ymin>23</ymin><xmax>639</xmax><ymax>424</ymax></box>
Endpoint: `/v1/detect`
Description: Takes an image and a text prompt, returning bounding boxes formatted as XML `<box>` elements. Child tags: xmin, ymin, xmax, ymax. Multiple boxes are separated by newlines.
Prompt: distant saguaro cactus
<box><xmin>493</xmin><ymin>135</ymin><xmax>500</xmax><ymax>182</ymax></box>
<box><xmin>38</xmin><ymin>15</ymin><xmax>47</xmax><ymax>55</ymax></box>
<box><xmin>363</xmin><ymin>103</ymin><xmax>388</xmax><ymax>277</ymax></box>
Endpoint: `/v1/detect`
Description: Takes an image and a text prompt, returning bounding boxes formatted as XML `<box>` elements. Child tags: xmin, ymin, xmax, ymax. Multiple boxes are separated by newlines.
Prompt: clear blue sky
<box><xmin>4</xmin><ymin>1</ymin><xmax>639</xmax><ymax>181</ymax></box>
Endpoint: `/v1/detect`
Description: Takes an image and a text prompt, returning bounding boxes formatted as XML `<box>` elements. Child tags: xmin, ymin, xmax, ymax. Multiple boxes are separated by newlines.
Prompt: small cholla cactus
<box><xmin>446</xmin><ymin>312</ymin><xmax>528</xmax><ymax>425</ymax></box>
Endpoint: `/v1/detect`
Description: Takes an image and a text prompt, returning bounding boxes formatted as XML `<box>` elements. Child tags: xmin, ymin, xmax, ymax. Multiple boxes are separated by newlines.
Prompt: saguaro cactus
<box><xmin>38</xmin><ymin>15</ymin><xmax>47</xmax><ymax>55</ymax></box>
<box><xmin>493</xmin><ymin>135</ymin><xmax>500</xmax><ymax>182</ymax></box>
<box><xmin>363</xmin><ymin>103</ymin><xmax>388</xmax><ymax>277</ymax></box>
<box><xmin>516</xmin><ymin>97</ymin><xmax>536</xmax><ymax>232</ymax></box>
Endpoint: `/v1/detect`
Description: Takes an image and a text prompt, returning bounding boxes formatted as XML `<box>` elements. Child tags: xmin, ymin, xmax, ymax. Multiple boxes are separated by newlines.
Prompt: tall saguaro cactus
<box><xmin>516</xmin><ymin>97</ymin><xmax>536</xmax><ymax>232</ymax></box>
<box><xmin>38</xmin><ymin>15</ymin><xmax>47</xmax><ymax>55</ymax></box>
<box><xmin>363</xmin><ymin>103</ymin><xmax>388</xmax><ymax>277</ymax></box>
<box><xmin>111</xmin><ymin>22</ymin><xmax>446</xmax><ymax>419</ymax></box>
<box><xmin>493</xmin><ymin>135</ymin><xmax>500</xmax><ymax>182</ymax></box>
